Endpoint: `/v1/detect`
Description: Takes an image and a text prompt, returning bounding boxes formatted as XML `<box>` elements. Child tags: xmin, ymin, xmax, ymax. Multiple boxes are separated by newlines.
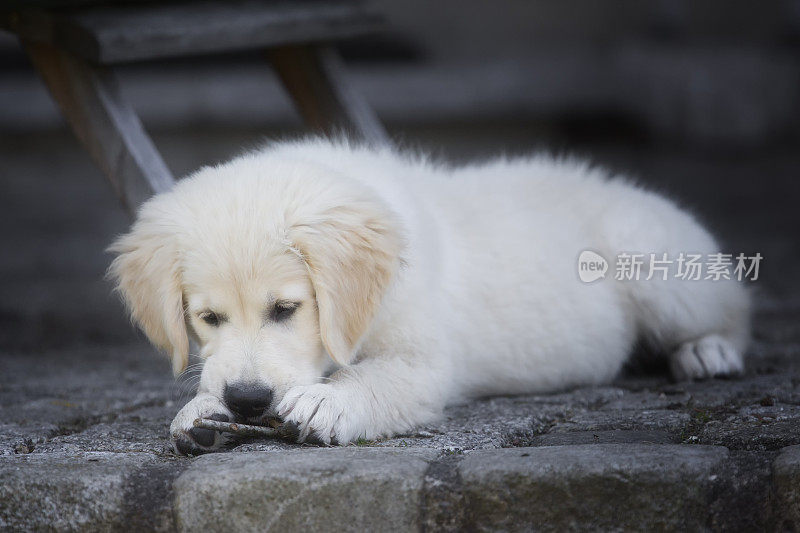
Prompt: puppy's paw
<box><xmin>670</xmin><ymin>334</ymin><xmax>744</xmax><ymax>381</ymax></box>
<box><xmin>170</xmin><ymin>394</ymin><xmax>234</xmax><ymax>456</ymax></box>
<box><xmin>277</xmin><ymin>384</ymin><xmax>362</xmax><ymax>445</ymax></box>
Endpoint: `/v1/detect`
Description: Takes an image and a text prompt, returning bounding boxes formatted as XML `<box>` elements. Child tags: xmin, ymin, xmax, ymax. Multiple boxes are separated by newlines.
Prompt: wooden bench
<box><xmin>1</xmin><ymin>1</ymin><xmax>388</xmax><ymax>213</ymax></box>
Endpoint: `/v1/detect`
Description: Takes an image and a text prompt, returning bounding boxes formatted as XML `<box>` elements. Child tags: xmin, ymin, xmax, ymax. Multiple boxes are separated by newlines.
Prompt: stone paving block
<box><xmin>30</xmin><ymin>402</ymin><xmax>177</xmax><ymax>456</ymax></box>
<box><xmin>375</xmin><ymin>395</ymin><xmax>572</xmax><ymax>450</ymax></box>
<box><xmin>33</xmin><ymin>420</ymin><xmax>174</xmax><ymax>455</ymax></box>
<box><xmin>549</xmin><ymin>408</ymin><xmax>691</xmax><ymax>433</ymax></box>
<box><xmin>0</xmin><ymin>452</ymin><xmax>180</xmax><ymax>532</ymax></box>
<box><xmin>773</xmin><ymin>445</ymin><xmax>800</xmax><ymax>529</ymax></box>
<box><xmin>0</xmin><ymin>423</ymin><xmax>57</xmax><ymax>457</ymax></box>
<box><xmin>530</xmin><ymin>429</ymin><xmax>674</xmax><ymax>446</ymax></box>
<box><xmin>598</xmin><ymin>389</ymin><xmax>692</xmax><ymax>411</ymax></box>
<box><xmin>173</xmin><ymin>447</ymin><xmax>438</xmax><ymax>532</ymax></box>
<box><xmin>459</xmin><ymin>444</ymin><xmax>728</xmax><ymax>532</ymax></box>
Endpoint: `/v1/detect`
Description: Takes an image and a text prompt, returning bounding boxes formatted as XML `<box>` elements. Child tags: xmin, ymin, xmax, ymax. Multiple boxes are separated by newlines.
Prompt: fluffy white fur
<box><xmin>108</xmin><ymin>138</ymin><xmax>750</xmax><ymax>454</ymax></box>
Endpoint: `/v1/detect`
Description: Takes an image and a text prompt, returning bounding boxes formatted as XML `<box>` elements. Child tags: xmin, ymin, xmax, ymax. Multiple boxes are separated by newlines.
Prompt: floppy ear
<box><xmin>107</xmin><ymin>215</ymin><xmax>188</xmax><ymax>376</ymax></box>
<box><xmin>288</xmin><ymin>199</ymin><xmax>402</xmax><ymax>365</ymax></box>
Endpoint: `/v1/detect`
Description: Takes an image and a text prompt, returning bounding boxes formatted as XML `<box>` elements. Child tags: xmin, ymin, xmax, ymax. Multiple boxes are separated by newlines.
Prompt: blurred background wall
<box><xmin>1</xmin><ymin>0</ymin><xmax>799</xmax><ymax>353</ymax></box>
<box><xmin>4</xmin><ymin>0</ymin><xmax>800</xmax><ymax>145</ymax></box>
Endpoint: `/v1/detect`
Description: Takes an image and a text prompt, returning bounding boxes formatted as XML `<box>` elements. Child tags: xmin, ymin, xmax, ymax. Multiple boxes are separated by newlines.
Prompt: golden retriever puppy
<box><xmin>109</xmin><ymin>139</ymin><xmax>750</xmax><ymax>454</ymax></box>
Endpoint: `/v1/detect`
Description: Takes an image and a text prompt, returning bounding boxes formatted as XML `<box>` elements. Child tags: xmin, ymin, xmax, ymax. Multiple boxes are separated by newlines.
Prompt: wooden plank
<box><xmin>268</xmin><ymin>44</ymin><xmax>389</xmax><ymax>144</ymax></box>
<box><xmin>22</xmin><ymin>39</ymin><xmax>174</xmax><ymax>213</ymax></box>
<box><xmin>2</xmin><ymin>1</ymin><xmax>383</xmax><ymax>65</ymax></box>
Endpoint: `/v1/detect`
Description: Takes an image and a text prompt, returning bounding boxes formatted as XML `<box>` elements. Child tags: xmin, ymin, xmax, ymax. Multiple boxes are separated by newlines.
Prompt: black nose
<box><xmin>224</xmin><ymin>383</ymin><xmax>273</xmax><ymax>419</ymax></box>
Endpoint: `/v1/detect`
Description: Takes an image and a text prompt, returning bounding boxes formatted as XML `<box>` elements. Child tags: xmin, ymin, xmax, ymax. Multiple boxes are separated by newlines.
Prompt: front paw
<box><xmin>277</xmin><ymin>384</ymin><xmax>361</xmax><ymax>445</ymax></box>
<box><xmin>170</xmin><ymin>394</ymin><xmax>233</xmax><ymax>456</ymax></box>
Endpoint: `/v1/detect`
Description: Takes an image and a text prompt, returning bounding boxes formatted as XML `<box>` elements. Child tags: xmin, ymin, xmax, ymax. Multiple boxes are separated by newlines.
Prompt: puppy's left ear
<box><xmin>107</xmin><ymin>206</ymin><xmax>189</xmax><ymax>376</ymax></box>
<box><xmin>289</xmin><ymin>197</ymin><xmax>402</xmax><ymax>366</ymax></box>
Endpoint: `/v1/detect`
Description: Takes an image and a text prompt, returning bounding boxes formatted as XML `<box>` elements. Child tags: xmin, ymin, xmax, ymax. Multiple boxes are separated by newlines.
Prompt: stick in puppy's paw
<box><xmin>192</xmin><ymin>418</ymin><xmax>300</xmax><ymax>441</ymax></box>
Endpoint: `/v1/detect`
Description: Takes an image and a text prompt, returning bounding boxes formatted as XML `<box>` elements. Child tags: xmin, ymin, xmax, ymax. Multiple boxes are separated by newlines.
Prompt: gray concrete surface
<box><xmin>775</xmin><ymin>445</ymin><xmax>800</xmax><ymax>529</ymax></box>
<box><xmin>174</xmin><ymin>448</ymin><xmax>438</xmax><ymax>532</ymax></box>
<box><xmin>1</xmin><ymin>125</ymin><xmax>799</xmax><ymax>530</ymax></box>
<box><xmin>1</xmin><ymin>304</ymin><xmax>799</xmax><ymax>530</ymax></box>
<box><xmin>460</xmin><ymin>444</ymin><xmax>728</xmax><ymax>531</ymax></box>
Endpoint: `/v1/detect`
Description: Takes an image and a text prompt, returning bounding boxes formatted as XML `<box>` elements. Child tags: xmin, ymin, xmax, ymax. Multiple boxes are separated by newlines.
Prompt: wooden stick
<box><xmin>193</xmin><ymin>418</ymin><xmax>298</xmax><ymax>440</ymax></box>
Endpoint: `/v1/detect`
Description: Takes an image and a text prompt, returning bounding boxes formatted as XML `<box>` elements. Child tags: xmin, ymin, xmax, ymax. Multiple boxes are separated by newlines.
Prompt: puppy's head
<box><xmin>108</xmin><ymin>157</ymin><xmax>402</xmax><ymax>419</ymax></box>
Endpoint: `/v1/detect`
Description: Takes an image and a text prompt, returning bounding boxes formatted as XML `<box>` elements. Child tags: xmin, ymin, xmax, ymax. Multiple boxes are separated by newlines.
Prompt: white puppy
<box><xmin>108</xmin><ymin>138</ymin><xmax>750</xmax><ymax>454</ymax></box>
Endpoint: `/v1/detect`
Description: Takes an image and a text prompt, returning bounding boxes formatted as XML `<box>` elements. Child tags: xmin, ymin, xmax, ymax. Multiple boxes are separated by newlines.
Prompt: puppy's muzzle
<box><xmin>224</xmin><ymin>382</ymin><xmax>273</xmax><ymax>419</ymax></box>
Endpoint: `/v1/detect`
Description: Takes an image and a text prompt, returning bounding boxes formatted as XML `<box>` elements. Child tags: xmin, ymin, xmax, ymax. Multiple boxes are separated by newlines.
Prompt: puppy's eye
<box><xmin>271</xmin><ymin>301</ymin><xmax>300</xmax><ymax>322</ymax></box>
<box><xmin>199</xmin><ymin>311</ymin><xmax>222</xmax><ymax>327</ymax></box>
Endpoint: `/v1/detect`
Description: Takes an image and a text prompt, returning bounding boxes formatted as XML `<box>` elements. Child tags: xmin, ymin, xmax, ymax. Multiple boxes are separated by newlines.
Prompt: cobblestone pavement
<box><xmin>1</xmin><ymin>306</ymin><xmax>799</xmax><ymax>530</ymax></box>
<box><xmin>1</xmin><ymin>127</ymin><xmax>799</xmax><ymax>530</ymax></box>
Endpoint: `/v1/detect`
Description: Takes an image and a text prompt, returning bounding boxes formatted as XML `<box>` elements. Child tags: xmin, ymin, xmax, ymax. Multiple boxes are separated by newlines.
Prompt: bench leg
<box><xmin>22</xmin><ymin>40</ymin><xmax>174</xmax><ymax>214</ymax></box>
<box><xmin>268</xmin><ymin>45</ymin><xmax>390</xmax><ymax>145</ymax></box>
